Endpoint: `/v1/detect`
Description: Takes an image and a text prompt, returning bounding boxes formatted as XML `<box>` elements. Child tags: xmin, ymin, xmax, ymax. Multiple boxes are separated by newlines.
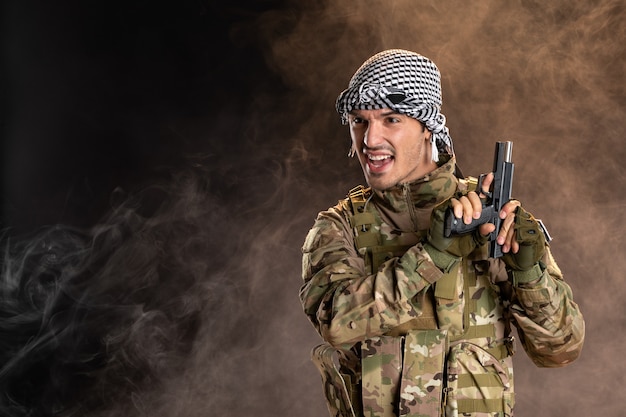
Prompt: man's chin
<box><xmin>365</xmin><ymin>174</ymin><xmax>395</xmax><ymax>191</ymax></box>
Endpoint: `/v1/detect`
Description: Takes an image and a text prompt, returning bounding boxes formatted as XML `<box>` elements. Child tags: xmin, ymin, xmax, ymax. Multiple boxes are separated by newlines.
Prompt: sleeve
<box><xmin>299</xmin><ymin>206</ymin><xmax>446</xmax><ymax>348</ymax></box>
<box><xmin>509</xmin><ymin>247</ymin><xmax>585</xmax><ymax>367</ymax></box>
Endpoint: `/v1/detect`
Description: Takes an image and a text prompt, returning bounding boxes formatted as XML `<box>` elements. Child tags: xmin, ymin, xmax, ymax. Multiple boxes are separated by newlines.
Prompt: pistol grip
<box><xmin>444</xmin><ymin>206</ymin><xmax>497</xmax><ymax>237</ymax></box>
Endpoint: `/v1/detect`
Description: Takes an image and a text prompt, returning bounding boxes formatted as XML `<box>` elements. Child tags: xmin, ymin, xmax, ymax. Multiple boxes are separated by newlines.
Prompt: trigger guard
<box><xmin>476</xmin><ymin>174</ymin><xmax>492</xmax><ymax>201</ymax></box>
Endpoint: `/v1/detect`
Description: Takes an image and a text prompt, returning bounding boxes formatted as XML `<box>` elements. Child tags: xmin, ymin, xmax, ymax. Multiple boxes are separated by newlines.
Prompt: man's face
<box><xmin>348</xmin><ymin>109</ymin><xmax>435</xmax><ymax>190</ymax></box>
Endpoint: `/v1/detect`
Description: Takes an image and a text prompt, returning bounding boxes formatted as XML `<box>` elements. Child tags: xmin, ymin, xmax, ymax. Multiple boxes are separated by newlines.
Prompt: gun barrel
<box><xmin>503</xmin><ymin>141</ymin><xmax>512</xmax><ymax>163</ymax></box>
<box><xmin>494</xmin><ymin>141</ymin><xmax>513</xmax><ymax>166</ymax></box>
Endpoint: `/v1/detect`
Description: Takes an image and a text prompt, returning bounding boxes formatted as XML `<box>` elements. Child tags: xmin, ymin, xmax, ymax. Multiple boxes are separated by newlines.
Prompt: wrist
<box><xmin>510</xmin><ymin>262</ymin><xmax>543</xmax><ymax>286</ymax></box>
<box><xmin>424</xmin><ymin>243</ymin><xmax>460</xmax><ymax>273</ymax></box>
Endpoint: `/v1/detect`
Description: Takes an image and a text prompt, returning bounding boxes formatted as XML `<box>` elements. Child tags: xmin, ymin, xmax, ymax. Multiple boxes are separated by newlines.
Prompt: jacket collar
<box><xmin>372</xmin><ymin>155</ymin><xmax>459</xmax><ymax>213</ymax></box>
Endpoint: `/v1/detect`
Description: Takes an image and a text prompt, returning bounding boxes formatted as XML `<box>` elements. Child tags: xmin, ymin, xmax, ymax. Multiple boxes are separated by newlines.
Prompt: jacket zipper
<box><xmin>402</xmin><ymin>183</ymin><xmax>420</xmax><ymax>231</ymax></box>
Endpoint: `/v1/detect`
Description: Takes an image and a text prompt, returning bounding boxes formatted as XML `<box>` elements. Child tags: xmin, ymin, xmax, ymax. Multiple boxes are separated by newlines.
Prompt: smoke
<box><xmin>0</xmin><ymin>170</ymin><xmax>229</xmax><ymax>416</ymax></box>
<box><xmin>1</xmin><ymin>0</ymin><xmax>625</xmax><ymax>416</ymax></box>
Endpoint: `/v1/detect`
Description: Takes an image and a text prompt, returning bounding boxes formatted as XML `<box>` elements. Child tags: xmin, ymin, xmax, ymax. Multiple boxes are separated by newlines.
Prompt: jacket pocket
<box><xmin>445</xmin><ymin>341</ymin><xmax>514</xmax><ymax>416</ymax></box>
<box><xmin>398</xmin><ymin>329</ymin><xmax>448</xmax><ymax>417</ymax></box>
<box><xmin>311</xmin><ymin>344</ymin><xmax>358</xmax><ymax>417</ymax></box>
<box><xmin>361</xmin><ymin>329</ymin><xmax>449</xmax><ymax>417</ymax></box>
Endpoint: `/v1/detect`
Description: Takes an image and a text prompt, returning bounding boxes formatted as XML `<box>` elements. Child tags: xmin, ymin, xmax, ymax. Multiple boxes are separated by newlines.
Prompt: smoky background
<box><xmin>1</xmin><ymin>0</ymin><xmax>624</xmax><ymax>416</ymax></box>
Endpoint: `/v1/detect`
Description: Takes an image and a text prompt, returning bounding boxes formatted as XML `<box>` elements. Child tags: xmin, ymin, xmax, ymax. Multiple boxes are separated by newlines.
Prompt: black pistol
<box><xmin>444</xmin><ymin>141</ymin><xmax>514</xmax><ymax>258</ymax></box>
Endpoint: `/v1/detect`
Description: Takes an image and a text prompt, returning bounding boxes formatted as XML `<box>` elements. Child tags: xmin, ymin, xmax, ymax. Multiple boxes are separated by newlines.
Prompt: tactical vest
<box><xmin>312</xmin><ymin>185</ymin><xmax>515</xmax><ymax>417</ymax></box>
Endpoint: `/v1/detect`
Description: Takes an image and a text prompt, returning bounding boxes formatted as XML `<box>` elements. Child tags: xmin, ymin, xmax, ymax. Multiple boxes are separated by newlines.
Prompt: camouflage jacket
<box><xmin>300</xmin><ymin>157</ymin><xmax>585</xmax><ymax>417</ymax></box>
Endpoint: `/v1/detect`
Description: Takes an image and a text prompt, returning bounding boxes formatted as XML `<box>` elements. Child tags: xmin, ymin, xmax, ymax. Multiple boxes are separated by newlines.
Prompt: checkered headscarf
<box><xmin>336</xmin><ymin>49</ymin><xmax>453</xmax><ymax>162</ymax></box>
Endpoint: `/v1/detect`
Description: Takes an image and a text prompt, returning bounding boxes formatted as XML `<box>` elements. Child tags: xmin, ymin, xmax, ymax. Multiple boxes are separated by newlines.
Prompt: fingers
<box><xmin>467</xmin><ymin>192</ymin><xmax>482</xmax><ymax>219</ymax></box>
<box><xmin>449</xmin><ymin>188</ymin><xmax>525</xmax><ymax>254</ymax></box>
<box><xmin>451</xmin><ymin>191</ymin><xmax>483</xmax><ymax>224</ymax></box>
<box><xmin>499</xmin><ymin>200</ymin><xmax>521</xmax><ymax>220</ymax></box>
<box><xmin>449</xmin><ymin>174</ymin><xmax>502</xmax><ymax>228</ymax></box>
<box><xmin>511</xmin><ymin>232</ymin><xmax>519</xmax><ymax>253</ymax></box>
<box><xmin>450</xmin><ymin>198</ymin><xmax>470</xmax><ymax>224</ymax></box>
<box><xmin>479</xmin><ymin>172</ymin><xmax>494</xmax><ymax>196</ymax></box>
<box><xmin>497</xmin><ymin>200</ymin><xmax>521</xmax><ymax>253</ymax></box>
<box><xmin>478</xmin><ymin>222</ymin><xmax>496</xmax><ymax>237</ymax></box>
<box><xmin>503</xmin><ymin>223</ymin><xmax>516</xmax><ymax>253</ymax></box>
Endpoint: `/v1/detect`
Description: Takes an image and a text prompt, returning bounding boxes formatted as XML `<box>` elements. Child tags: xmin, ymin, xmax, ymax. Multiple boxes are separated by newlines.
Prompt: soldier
<box><xmin>300</xmin><ymin>49</ymin><xmax>584</xmax><ymax>417</ymax></box>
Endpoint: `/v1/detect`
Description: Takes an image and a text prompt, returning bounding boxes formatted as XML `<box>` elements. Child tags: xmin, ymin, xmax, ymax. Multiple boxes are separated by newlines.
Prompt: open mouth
<box><xmin>366</xmin><ymin>153</ymin><xmax>394</xmax><ymax>173</ymax></box>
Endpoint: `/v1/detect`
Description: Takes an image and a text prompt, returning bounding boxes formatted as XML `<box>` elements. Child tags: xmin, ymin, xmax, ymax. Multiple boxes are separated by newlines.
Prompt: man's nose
<box><xmin>364</xmin><ymin>121</ymin><xmax>384</xmax><ymax>148</ymax></box>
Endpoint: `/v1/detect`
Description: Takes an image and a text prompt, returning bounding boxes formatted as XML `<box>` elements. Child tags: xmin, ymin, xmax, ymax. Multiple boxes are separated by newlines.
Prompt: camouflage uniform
<box><xmin>300</xmin><ymin>156</ymin><xmax>585</xmax><ymax>417</ymax></box>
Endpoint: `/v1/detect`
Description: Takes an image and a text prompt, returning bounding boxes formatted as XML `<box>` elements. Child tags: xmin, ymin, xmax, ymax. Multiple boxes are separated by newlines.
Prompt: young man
<box><xmin>300</xmin><ymin>49</ymin><xmax>584</xmax><ymax>417</ymax></box>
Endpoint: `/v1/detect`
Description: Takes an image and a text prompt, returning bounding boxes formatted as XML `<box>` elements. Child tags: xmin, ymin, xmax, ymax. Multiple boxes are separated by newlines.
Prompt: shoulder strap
<box><xmin>346</xmin><ymin>185</ymin><xmax>380</xmax><ymax>249</ymax></box>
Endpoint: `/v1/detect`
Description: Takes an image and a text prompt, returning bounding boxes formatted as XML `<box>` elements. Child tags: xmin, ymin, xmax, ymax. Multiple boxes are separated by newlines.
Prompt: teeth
<box><xmin>368</xmin><ymin>154</ymin><xmax>391</xmax><ymax>161</ymax></box>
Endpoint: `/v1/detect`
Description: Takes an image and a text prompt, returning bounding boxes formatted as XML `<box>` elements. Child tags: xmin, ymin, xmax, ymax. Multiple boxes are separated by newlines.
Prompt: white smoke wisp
<box><xmin>0</xmin><ymin>168</ymin><xmax>240</xmax><ymax>416</ymax></box>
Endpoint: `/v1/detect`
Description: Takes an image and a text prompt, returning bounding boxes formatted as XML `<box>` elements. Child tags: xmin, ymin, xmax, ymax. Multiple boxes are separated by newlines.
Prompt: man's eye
<box><xmin>387</xmin><ymin>117</ymin><xmax>400</xmax><ymax>123</ymax></box>
<box><xmin>351</xmin><ymin>117</ymin><xmax>365</xmax><ymax>124</ymax></box>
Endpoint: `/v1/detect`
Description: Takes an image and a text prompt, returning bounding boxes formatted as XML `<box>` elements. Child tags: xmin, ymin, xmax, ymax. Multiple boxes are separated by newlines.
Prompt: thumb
<box><xmin>479</xmin><ymin>222</ymin><xmax>496</xmax><ymax>237</ymax></box>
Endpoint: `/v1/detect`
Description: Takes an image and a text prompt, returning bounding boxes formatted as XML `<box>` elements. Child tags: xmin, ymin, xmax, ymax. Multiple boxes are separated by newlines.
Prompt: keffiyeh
<box><xmin>336</xmin><ymin>49</ymin><xmax>454</xmax><ymax>162</ymax></box>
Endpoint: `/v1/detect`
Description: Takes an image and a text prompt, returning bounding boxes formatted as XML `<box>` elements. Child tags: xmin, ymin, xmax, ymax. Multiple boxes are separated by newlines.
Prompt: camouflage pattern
<box><xmin>301</xmin><ymin>156</ymin><xmax>585</xmax><ymax>416</ymax></box>
<box><xmin>311</xmin><ymin>344</ymin><xmax>358</xmax><ymax>417</ymax></box>
<box><xmin>508</xmin><ymin>248</ymin><xmax>586</xmax><ymax>367</ymax></box>
<box><xmin>361</xmin><ymin>336</ymin><xmax>402</xmax><ymax>416</ymax></box>
<box><xmin>445</xmin><ymin>341</ymin><xmax>514</xmax><ymax>417</ymax></box>
<box><xmin>398</xmin><ymin>329</ymin><xmax>448</xmax><ymax>417</ymax></box>
<box><xmin>354</xmin><ymin>329</ymin><xmax>450</xmax><ymax>417</ymax></box>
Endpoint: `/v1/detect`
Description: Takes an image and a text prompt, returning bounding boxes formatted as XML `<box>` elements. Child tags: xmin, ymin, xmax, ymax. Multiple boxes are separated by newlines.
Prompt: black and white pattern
<box><xmin>336</xmin><ymin>49</ymin><xmax>453</xmax><ymax>162</ymax></box>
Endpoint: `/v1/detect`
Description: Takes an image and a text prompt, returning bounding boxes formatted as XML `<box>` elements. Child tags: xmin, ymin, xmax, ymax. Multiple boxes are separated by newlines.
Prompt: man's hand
<box><xmin>449</xmin><ymin>173</ymin><xmax>491</xmax><ymax>226</ymax></box>
<box><xmin>496</xmin><ymin>200</ymin><xmax>522</xmax><ymax>254</ymax></box>
<box><xmin>427</xmin><ymin>198</ymin><xmax>489</xmax><ymax>261</ymax></box>
<box><xmin>450</xmin><ymin>172</ymin><xmax>498</xmax><ymax>238</ymax></box>
<box><xmin>450</xmin><ymin>170</ymin><xmax>546</xmax><ymax>271</ymax></box>
<box><xmin>449</xmin><ymin>172</ymin><xmax>523</xmax><ymax>251</ymax></box>
<box><xmin>500</xmin><ymin>205</ymin><xmax>547</xmax><ymax>271</ymax></box>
